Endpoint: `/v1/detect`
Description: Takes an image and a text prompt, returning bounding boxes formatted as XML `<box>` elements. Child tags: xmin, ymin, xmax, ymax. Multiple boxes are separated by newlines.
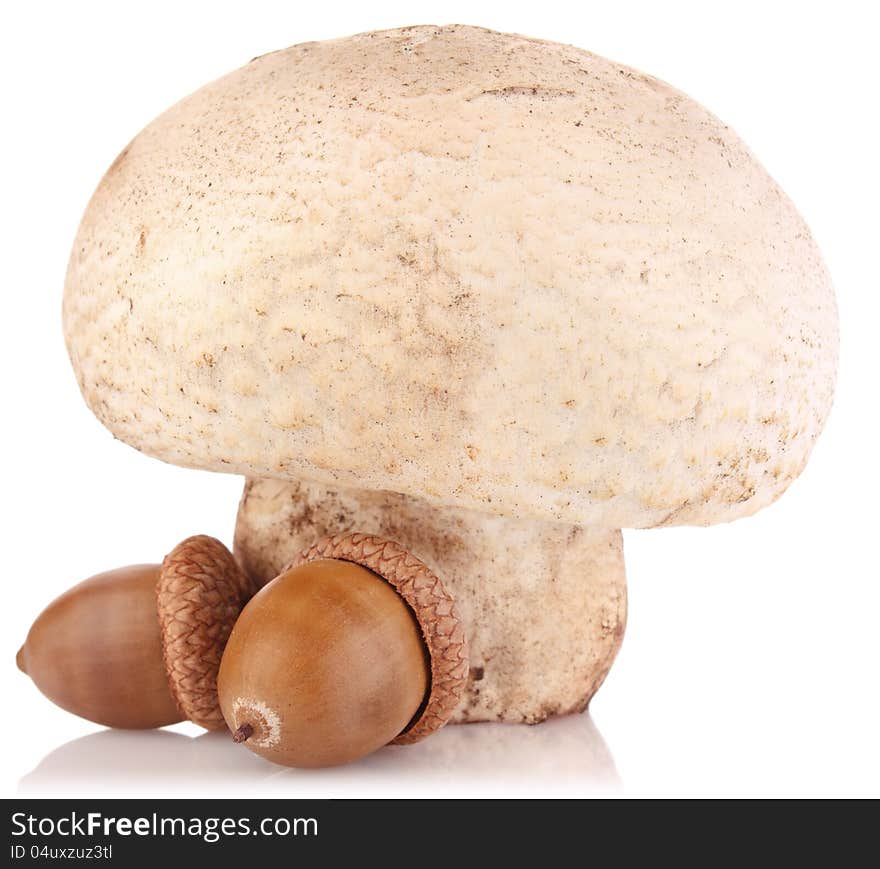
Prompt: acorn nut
<box><xmin>218</xmin><ymin>533</ymin><xmax>469</xmax><ymax>767</ymax></box>
<box><xmin>17</xmin><ymin>536</ymin><xmax>254</xmax><ymax>730</ymax></box>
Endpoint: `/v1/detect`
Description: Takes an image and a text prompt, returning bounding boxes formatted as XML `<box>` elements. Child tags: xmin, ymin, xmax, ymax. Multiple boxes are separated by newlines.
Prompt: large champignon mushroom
<box><xmin>63</xmin><ymin>26</ymin><xmax>837</xmax><ymax>733</ymax></box>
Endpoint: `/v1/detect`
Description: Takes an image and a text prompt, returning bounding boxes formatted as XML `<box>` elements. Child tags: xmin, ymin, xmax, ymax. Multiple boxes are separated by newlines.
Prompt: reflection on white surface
<box><xmin>19</xmin><ymin>713</ymin><xmax>620</xmax><ymax>797</ymax></box>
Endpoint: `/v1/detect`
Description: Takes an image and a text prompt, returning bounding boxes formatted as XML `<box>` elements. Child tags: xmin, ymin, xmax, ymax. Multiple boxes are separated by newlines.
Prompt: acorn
<box><xmin>17</xmin><ymin>536</ymin><xmax>254</xmax><ymax>730</ymax></box>
<box><xmin>218</xmin><ymin>533</ymin><xmax>469</xmax><ymax>768</ymax></box>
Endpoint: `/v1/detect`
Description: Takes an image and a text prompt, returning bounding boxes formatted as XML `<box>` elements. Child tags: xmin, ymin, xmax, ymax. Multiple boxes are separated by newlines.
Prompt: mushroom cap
<box><xmin>63</xmin><ymin>25</ymin><xmax>837</xmax><ymax>528</ymax></box>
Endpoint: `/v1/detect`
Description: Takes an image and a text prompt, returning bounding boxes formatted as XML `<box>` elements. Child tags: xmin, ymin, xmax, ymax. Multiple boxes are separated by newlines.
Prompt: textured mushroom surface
<box><xmin>64</xmin><ymin>24</ymin><xmax>837</xmax><ymax>528</ymax></box>
<box><xmin>235</xmin><ymin>478</ymin><xmax>626</xmax><ymax>723</ymax></box>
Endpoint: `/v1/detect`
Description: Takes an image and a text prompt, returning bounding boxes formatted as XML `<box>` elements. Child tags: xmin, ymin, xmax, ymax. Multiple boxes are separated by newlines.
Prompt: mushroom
<box><xmin>62</xmin><ymin>26</ymin><xmax>837</xmax><ymax>731</ymax></box>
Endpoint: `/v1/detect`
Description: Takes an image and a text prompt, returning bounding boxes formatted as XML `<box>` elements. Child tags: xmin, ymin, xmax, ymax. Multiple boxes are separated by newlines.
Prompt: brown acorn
<box><xmin>17</xmin><ymin>536</ymin><xmax>254</xmax><ymax>730</ymax></box>
<box><xmin>218</xmin><ymin>533</ymin><xmax>469</xmax><ymax>768</ymax></box>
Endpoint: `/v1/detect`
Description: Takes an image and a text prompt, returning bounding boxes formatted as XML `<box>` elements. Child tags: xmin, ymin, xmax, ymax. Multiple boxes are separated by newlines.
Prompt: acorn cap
<box><xmin>157</xmin><ymin>535</ymin><xmax>254</xmax><ymax>729</ymax></box>
<box><xmin>291</xmin><ymin>533</ymin><xmax>468</xmax><ymax>744</ymax></box>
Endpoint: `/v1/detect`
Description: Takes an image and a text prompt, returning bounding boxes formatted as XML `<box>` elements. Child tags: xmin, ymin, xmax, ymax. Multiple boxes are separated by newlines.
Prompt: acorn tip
<box><xmin>232</xmin><ymin>723</ymin><xmax>253</xmax><ymax>743</ymax></box>
<box><xmin>16</xmin><ymin>645</ymin><xmax>27</xmax><ymax>674</ymax></box>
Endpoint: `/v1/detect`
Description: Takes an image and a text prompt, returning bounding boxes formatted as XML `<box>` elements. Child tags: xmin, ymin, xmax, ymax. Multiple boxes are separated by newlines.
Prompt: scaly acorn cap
<box><xmin>157</xmin><ymin>535</ymin><xmax>255</xmax><ymax>729</ymax></box>
<box><xmin>291</xmin><ymin>532</ymin><xmax>469</xmax><ymax>743</ymax></box>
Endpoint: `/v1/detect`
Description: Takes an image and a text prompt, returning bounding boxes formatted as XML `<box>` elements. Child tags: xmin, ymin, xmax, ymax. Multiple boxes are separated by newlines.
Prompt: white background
<box><xmin>2</xmin><ymin>0</ymin><xmax>878</xmax><ymax>798</ymax></box>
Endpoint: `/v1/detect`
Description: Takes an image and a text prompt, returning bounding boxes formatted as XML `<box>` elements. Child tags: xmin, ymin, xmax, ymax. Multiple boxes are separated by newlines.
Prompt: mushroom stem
<box><xmin>232</xmin><ymin>723</ymin><xmax>253</xmax><ymax>743</ymax></box>
<box><xmin>235</xmin><ymin>477</ymin><xmax>628</xmax><ymax>725</ymax></box>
